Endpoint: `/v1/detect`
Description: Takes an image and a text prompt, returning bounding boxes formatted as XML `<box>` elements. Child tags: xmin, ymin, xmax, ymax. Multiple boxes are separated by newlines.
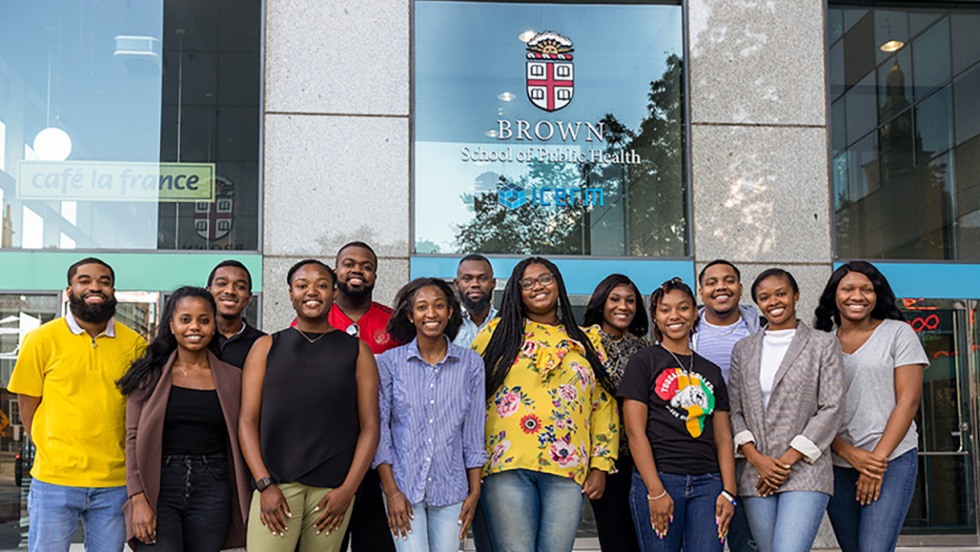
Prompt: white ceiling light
<box><xmin>33</xmin><ymin>128</ymin><xmax>72</xmax><ymax>161</ymax></box>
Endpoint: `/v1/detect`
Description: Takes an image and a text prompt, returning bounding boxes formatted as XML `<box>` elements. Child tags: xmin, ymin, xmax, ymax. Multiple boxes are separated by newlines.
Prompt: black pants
<box><xmin>590</xmin><ymin>455</ymin><xmax>641</xmax><ymax>552</ymax></box>
<box><xmin>341</xmin><ymin>468</ymin><xmax>395</xmax><ymax>552</ymax></box>
<box><xmin>139</xmin><ymin>454</ymin><xmax>231</xmax><ymax>552</ymax></box>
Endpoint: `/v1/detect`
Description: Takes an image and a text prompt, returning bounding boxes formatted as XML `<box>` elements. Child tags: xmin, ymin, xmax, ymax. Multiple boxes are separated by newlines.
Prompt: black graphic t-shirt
<box><xmin>617</xmin><ymin>346</ymin><xmax>729</xmax><ymax>475</ymax></box>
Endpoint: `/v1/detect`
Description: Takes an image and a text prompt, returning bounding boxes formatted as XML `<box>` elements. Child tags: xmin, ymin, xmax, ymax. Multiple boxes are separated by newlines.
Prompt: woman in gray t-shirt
<box><xmin>814</xmin><ymin>261</ymin><xmax>928</xmax><ymax>552</ymax></box>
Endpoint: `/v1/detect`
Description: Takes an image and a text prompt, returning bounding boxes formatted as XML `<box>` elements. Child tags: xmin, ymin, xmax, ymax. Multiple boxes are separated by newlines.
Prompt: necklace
<box><xmin>661</xmin><ymin>344</ymin><xmax>694</xmax><ymax>376</ymax></box>
<box><xmin>293</xmin><ymin>327</ymin><xmax>328</xmax><ymax>344</ymax></box>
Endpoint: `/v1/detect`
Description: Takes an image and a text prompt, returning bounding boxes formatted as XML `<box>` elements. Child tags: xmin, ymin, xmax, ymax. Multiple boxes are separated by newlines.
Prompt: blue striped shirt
<box><xmin>372</xmin><ymin>337</ymin><xmax>488</xmax><ymax>506</ymax></box>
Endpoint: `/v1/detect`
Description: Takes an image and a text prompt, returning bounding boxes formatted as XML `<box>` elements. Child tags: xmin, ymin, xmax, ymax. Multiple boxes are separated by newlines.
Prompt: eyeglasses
<box><xmin>346</xmin><ymin>323</ymin><xmax>360</xmax><ymax>337</ymax></box>
<box><xmin>518</xmin><ymin>273</ymin><xmax>555</xmax><ymax>290</ymax></box>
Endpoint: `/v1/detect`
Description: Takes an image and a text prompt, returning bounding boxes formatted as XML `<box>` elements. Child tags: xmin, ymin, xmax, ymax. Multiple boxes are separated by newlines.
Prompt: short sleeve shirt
<box><xmin>8</xmin><ymin>316</ymin><xmax>146</xmax><ymax>487</ymax></box>
<box><xmin>834</xmin><ymin>319</ymin><xmax>929</xmax><ymax>466</ymax></box>
<box><xmin>617</xmin><ymin>346</ymin><xmax>729</xmax><ymax>475</ymax></box>
<box><xmin>329</xmin><ymin>302</ymin><xmax>398</xmax><ymax>355</ymax></box>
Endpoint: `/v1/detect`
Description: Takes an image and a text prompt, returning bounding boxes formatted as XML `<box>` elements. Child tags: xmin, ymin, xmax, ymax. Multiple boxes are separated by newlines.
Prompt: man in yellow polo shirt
<box><xmin>10</xmin><ymin>257</ymin><xmax>146</xmax><ymax>552</ymax></box>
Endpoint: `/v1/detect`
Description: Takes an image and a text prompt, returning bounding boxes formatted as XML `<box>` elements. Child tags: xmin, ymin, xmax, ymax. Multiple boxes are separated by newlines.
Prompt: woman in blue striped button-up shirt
<box><xmin>373</xmin><ymin>278</ymin><xmax>488</xmax><ymax>552</ymax></box>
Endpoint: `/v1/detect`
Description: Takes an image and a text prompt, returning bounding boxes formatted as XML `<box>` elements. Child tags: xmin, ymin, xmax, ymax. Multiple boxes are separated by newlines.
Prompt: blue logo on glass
<box><xmin>498</xmin><ymin>182</ymin><xmax>527</xmax><ymax>209</ymax></box>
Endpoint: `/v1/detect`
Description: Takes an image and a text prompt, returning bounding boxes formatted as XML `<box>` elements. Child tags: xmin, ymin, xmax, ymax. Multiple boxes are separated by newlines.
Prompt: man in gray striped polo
<box><xmin>692</xmin><ymin>259</ymin><xmax>761</xmax><ymax>552</ymax></box>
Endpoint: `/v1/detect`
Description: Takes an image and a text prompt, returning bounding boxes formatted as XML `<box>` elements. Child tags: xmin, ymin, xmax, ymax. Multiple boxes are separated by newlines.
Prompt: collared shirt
<box><xmin>372</xmin><ymin>337</ymin><xmax>487</xmax><ymax>506</ymax></box>
<box><xmin>453</xmin><ymin>305</ymin><xmax>498</xmax><ymax>348</ymax></box>
<box><xmin>329</xmin><ymin>302</ymin><xmax>398</xmax><ymax>355</ymax></box>
<box><xmin>9</xmin><ymin>312</ymin><xmax>146</xmax><ymax>487</ymax></box>
<box><xmin>208</xmin><ymin>319</ymin><xmax>266</xmax><ymax>368</ymax></box>
<box><xmin>473</xmin><ymin>319</ymin><xmax>619</xmax><ymax>486</ymax></box>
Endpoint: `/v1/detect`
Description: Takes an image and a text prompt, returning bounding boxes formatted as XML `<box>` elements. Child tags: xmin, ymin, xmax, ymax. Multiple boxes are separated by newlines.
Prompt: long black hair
<box><xmin>482</xmin><ymin>257</ymin><xmax>614</xmax><ymax>398</ymax></box>
<box><xmin>117</xmin><ymin>287</ymin><xmax>217</xmax><ymax>401</ymax></box>
<box><xmin>583</xmin><ymin>273</ymin><xmax>649</xmax><ymax>338</ymax></box>
<box><xmin>387</xmin><ymin>278</ymin><xmax>464</xmax><ymax>343</ymax></box>
<box><xmin>814</xmin><ymin>260</ymin><xmax>905</xmax><ymax>331</ymax></box>
<box><xmin>649</xmin><ymin>277</ymin><xmax>700</xmax><ymax>343</ymax></box>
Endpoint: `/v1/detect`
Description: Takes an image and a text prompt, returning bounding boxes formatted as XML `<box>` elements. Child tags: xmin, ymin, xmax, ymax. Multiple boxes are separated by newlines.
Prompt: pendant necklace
<box><xmin>293</xmin><ymin>327</ymin><xmax>328</xmax><ymax>344</ymax></box>
<box><xmin>662</xmin><ymin>344</ymin><xmax>694</xmax><ymax>377</ymax></box>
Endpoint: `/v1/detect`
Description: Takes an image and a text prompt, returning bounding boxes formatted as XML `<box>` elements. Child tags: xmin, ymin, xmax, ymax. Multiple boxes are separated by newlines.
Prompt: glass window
<box><xmin>413</xmin><ymin>1</ymin><xmax>686</xmax><ymax>257</ymax></box>
<box><xmin>0</xmin><ymin>0</ymin><xmax>261</xmax><ymax>252</ymax></box>
<box><xmin>829</xmin><ymin>2</ymin><xmax>980</xmax><ymax>261</ymax></box>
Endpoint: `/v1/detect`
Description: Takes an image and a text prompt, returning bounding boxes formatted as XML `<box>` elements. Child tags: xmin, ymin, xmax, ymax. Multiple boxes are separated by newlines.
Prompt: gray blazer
<box><xmin>729</xmin><ymin>321</ymin><xmax>844</xmax><ymax>496</ymax></box>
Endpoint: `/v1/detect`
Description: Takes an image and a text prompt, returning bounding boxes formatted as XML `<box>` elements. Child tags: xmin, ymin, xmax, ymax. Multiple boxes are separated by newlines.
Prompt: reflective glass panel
<box><xmin>413</xmin><ymin>1</ymin><xmax>686</xmax><ymax>257</ymax></box>
<box><xmin>829</xmin><ymin>2</ymin><xmax>980</xmax><ymax>261</ymax></box>
<box><xmin>0</xmin><ymin>0</ymin><xmax>260</xmax><ymax>252</ymax></box>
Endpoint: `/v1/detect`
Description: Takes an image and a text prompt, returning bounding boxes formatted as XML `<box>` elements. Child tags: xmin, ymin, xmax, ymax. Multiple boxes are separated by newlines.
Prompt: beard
<box><xmin>461</xmin><ymin>292</ymin><xmax>490</xmax><ymax>313</ymax></box>
<box><xmin>68</xmin><ymin>290</ymin><xmax>118</xmax><ymax>324</ymax></box>
<box><xmin>337</xmin><ymin>280</ymin><xmax>374</xmax><ymax>300</ymax></box>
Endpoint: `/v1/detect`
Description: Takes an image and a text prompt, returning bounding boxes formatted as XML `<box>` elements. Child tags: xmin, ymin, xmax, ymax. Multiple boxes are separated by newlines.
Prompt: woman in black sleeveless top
<box><xmin>239</xmin><ymin>259</ymin><xmax>380</xmax><ymax>552</ymax></box>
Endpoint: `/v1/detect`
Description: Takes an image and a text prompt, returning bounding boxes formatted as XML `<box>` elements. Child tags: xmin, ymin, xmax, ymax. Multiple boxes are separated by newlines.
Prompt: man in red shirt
<box><xmin>334</xmin><ymin>241</ymin><xmax>397</xmax><ymax>552</ymax></box>
<box><xmin>329</xmin><ymin>241</ymin><xmax>398</xmax><ymax>355</ymax></box>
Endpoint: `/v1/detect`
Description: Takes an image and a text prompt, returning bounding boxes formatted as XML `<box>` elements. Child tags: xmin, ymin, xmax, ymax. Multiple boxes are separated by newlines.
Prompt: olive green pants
<box><xmin>246</xmin><ymin>481</ymin><xmax>355</xmax><ymax>552</ymax></box>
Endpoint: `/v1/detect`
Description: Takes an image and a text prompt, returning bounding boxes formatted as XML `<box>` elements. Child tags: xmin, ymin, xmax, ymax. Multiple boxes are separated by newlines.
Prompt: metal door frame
<box><xmin>899</xmin><ymin>299</ymin><xmax>980</xmax><ymax>546</ymax></box>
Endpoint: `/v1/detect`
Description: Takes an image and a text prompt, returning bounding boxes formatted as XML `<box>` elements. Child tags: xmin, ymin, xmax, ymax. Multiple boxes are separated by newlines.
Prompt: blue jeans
<box><xmin>742</xmin><ymin>491</ymin><xmax>829</xmax><ymax>552</ymax></box>
<box><xmin>142</xmin><ymin>454</ymin><xmax>232</xmax><ymax>552</ymax></box>
<box><xmin>482</xmin><ymin>469</ymin><xmax>583</xmax><ymax>552</ymax></box>
<box><xmin>629</xmin><ymin>470</ymin><xmax>724</xmax><ymax>552</ymax></box>
<box><xmin>387</xmin><ymin>500</ymin><xmax>462</xmax><ymax>552</ymax></box>
<box><xmin>27</xmin><ymin>479</ymin><xmax>128</xmax><ymax>552</ymax></box>
<box><xmin>827</xmin><ymin>448</ymin><xmax>918</xmax><ymax>552</ymax></box>
<box><xmin>471</xmin><ymin>498</ymin><xmax>493</xmax><ymax>551</ymax></box>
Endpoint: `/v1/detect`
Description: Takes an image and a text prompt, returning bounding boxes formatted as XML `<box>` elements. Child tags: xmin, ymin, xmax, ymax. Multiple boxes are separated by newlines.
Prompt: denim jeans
<box><xmin>27</xmin><ymin>479</ymin><xmax>128</xmax><ymax>552</ymax></box>
<box><xmin>482</xmin><ymin>469</ymin><xmax>583</xmax><ymax>552</ymax></box>
<box><xmin>140</xmin><ymin>453</ymin><xmax>231</xmax><ymax>552</ymax></box>
<box><xmin>726</xmin><ymin>501</ymin><xmax>759</xmax><ymax>552</ymax></box>
<box><xmin>628</xmin><ymin>470</ymin><xmax>724</xmax><ymax>552</ymax></box>
<box><xmin>470</xmin><ymin>497</ymin><xmax>493</xmax><ymax>551</ymax></box>
<box><xmin>742</xmin><ymin>491</ymin><xmax>829</xmax><ymax>552</ymax></box>
<box><xmin>386</xmin><ymin>500</ymin><xmax>462</xmax><ymax>552</ymax></box>
<box><xmin>827</xmin><ymin>448</ymin><xmax>918</xmax><ymax>552</ymax></box>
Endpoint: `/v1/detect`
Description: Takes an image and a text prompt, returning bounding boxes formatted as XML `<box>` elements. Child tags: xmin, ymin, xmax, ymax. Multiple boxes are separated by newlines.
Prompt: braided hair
<box><xmin>482</xmin><ymin>257</ymin><xmax>615</xmax><ymax>398</ymax></box>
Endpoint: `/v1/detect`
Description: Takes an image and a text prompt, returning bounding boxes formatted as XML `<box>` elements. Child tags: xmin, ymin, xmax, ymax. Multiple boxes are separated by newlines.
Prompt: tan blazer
<box><xmin>123</xmin><ymin>351</ymin><xmax>250</xmax><ymax>549</ymax></box>
<box><xmin>729</xmin><ymin>322</ymin><xmax>844</xmax><ymax>496</ymax></box>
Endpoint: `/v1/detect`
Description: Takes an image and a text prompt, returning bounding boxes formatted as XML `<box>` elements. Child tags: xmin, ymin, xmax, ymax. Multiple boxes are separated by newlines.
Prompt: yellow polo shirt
<box><xmin>9</xmin><ymin>313</ymin><xmax>146</xmax><ymax>487</ymax></box>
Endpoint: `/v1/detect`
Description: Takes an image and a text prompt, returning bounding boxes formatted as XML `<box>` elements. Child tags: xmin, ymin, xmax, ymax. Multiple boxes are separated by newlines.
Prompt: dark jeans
<box><xmin>827</xmin><ymin>448</ymin><xmax>918</xmax><ymax>552</ymax></box>
<box><xmin>629</xmin><ymin>470</ymin><xmax>724</xmax><ymax>552</ymax></box>
<box><xmin>590</xmin><ymin>455</ymin><xmax>640</xmax><ymax>552</ymax></box>
<box><xmin>471</xmin><ymin>496</ymin><xmax>494</xmax><ymax>551</ymax></box>
<box><xmin>341</xmin><ymin>468</ymin><xmax>395</xmax><ymax>552</ymax></box>
<box><xmin>726</xmin><ymin>501</ymin><xmax>759</xmax><ymax>552</ymax></box>
<box><xmin>139</xmin><ymin>453</ymin><xmax>231</xmax><ymax>552</ymax></box>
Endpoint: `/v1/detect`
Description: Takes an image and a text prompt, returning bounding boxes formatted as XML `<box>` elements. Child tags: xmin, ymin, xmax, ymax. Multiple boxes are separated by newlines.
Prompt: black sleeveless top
<box><xmin>260</xmin><ymin>328</ymin><xmax>360</xmax><ymax>488</ymax></box>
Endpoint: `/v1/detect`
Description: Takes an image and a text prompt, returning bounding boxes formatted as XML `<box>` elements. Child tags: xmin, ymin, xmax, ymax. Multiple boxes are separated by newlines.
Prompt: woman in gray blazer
<box><xmin>729</xmin><ymin>269</ymin><xmax>844</xmax><ymax>552</ymax></box>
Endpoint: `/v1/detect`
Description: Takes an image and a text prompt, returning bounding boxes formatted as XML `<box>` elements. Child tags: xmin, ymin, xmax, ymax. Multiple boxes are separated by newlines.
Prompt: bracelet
<box><xmin>720</xmin><ymin>490</ymin><xmax>737</xmax><ymax>505</ymax></box>
<box><xmin>386</xmin><ymin>491</ymin><xmax>404</xmax><ymax>500</ymax></box>
<box><xmin>646</xmin><ymin>490</ymin><xmax>668</xmax><ymax>501</ymax></box>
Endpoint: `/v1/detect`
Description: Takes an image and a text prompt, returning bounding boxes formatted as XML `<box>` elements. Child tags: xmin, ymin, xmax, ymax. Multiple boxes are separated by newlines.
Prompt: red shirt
<box><xmin>329</xmin><ymin>302</ymin><xmax>398</xmax><ymax>355</ymax></box>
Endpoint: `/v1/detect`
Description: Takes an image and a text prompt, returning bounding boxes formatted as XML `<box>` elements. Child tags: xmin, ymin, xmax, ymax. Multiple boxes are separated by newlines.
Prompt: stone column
<box><xmin>687</xmin><ymin>0</ymin><xmax>837</xmax><ymax>547</ymax></box>
<box><xmin>262</xmin><ymin>0</ymin><xmax>411</xmax><ymax>329</ymax></box>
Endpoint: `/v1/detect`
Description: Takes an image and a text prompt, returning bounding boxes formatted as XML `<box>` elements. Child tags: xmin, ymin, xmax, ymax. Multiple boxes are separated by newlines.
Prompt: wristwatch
<box><xmin>255</xmin><ymin>477</ymin><xmax>275</xmax><ymax>492</ymax></box>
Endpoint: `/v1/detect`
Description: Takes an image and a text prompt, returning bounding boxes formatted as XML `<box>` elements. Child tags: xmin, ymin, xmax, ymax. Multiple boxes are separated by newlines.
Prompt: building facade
<box><xmin>1</xmin><ymin>0</ymin><xmax>978</xmax><ymax>547</ymax></box>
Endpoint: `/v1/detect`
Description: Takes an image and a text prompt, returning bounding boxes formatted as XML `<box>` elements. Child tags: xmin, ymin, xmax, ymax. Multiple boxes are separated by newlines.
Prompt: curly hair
<box><xmin>649</xmin><ymin>277</ymin><xmax>699</xmax><ymax>343</ymax></box>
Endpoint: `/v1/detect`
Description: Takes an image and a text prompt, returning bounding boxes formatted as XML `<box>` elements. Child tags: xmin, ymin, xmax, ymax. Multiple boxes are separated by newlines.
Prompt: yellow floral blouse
<box><xmin>472</xmin><ymin>319</ymin><xmax>620</xmax><ymax>486</ymax></box>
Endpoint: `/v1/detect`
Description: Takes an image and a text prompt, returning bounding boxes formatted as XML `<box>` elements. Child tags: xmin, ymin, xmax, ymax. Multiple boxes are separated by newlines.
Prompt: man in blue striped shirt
<box><xmin>692</xmin><ymin>259</ymin><xmax>761</xmax><ymax>552</ymax></box>
<box><xmin>453</xmin><ymin>254</ymin><xmax>498</xmax><ymax>347</ymax></box>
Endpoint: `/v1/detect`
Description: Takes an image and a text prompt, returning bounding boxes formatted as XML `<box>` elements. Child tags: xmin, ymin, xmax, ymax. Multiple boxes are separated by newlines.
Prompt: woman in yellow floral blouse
<box><xmin>472</xmin><ymin>257</ymin><xmax>619</xmax><ymax>552</ymax></box>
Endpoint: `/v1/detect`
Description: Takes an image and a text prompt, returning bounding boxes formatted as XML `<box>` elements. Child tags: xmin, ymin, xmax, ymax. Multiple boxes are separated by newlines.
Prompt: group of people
<box><xmin>10</xmin><ymin>242</ymin><xmax>927</xmax><ymax>552</ymax></box>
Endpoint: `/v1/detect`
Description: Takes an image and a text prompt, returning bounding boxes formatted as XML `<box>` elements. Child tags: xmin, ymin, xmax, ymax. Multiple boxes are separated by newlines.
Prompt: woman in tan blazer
<box><xmin>729</xmin><ymin>269</ymin><xmax>844</xmax><ymax>552</ymax></box>
<box><xmin>117</xmin><ymin>286</ymin><xmax>250</xmax><ymax>551</ymax></box>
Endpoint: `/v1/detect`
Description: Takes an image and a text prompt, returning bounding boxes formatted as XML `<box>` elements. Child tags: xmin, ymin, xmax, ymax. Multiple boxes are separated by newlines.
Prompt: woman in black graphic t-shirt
<box><xmin>618</xmin><ymin>278</ymin><xmax>736</xmax><ymax>552</ymax></box>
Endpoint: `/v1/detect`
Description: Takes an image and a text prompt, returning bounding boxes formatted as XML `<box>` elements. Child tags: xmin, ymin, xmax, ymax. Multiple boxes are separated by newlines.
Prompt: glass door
<box><xmin>900</xmin><ymin>300</ymin><xmax>978</xmax><ymax>545</ymax></box>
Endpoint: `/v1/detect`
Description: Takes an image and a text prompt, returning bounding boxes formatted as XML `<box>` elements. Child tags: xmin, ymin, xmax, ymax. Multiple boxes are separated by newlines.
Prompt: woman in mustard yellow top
<box><xmin>472</xmin><ymin>257</ymin><xmax>619</xmax><ymax>552</ymax></box>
